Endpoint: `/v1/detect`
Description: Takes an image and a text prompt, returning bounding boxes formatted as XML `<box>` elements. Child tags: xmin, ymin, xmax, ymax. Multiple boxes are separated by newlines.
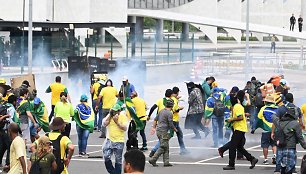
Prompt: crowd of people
<box><xmin>0</xmin><ymin>73</ymin><xmax>306</xmax><ymax>174</ymax></box>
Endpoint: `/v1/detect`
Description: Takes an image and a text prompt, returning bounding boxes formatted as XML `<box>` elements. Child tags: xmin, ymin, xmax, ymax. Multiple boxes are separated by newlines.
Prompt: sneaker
<box><xmin>272</xmin><ymin>157</ymin><xmax>276</xmax><ymax>164</ymax></box>
<box><xmin>164</xmin><ymin>163</ymin><xmax>173</xmax><ymax>167</ymax></box>
<box><xmin>191</xmin><ymin>135</ymin><xmax>201</xmax><ymax>139</ymax></box>
<box><xmin>250</xmin><ymin>158</ymin><xmax>258</xmax><ymax>169</ymax></box>
<box><xmin>148</xmin><ymin>159</ymin><xmax>158</xmax><ymax>167</ymax></box>
<box><xmin>98</xmin><ymin>129</ymin><xmax>101</xmax><ymax>132</ymax></box>
<box><xmin>218</xmin><ymin>148</ymin><xmax>224</xmax><ymax>158</ymax></box>
<box><xmin>149</xmin><ymin>151</ymin><xmax>155</xmax><ymax>158</ymax></box>
<box><xmin>140</xmin><ymin>147</ymin><xmax>148</xmax><ymax>151</ymax></box>
<box><xmin>94</xmin><ymin>127</ymin><xmax>98</xmax><ymax>130</ymax></box>
<box><xmin>179</xmin><ymin>149</ymin><xmax>190</xmax><ymax>155</ymax></box>
<box><xmin>223</xmin><ymin>165</ymin><xmax>235</xmax><ymax>170</ymax></box>
<box><xmin>263</xmin><ymin>159</ymin><xmax>269</xmax><ymax>165</ymax></box>
<box><xmin>99</xmin><ymin>133</ymin><xmax>106</xmax><ymax>138</ymax></box>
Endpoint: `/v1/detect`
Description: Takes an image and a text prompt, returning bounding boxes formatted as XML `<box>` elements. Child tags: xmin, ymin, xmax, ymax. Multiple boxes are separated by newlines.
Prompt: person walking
<box><xmin>90</xmin><ymin>75</ymin><xmax>106</xmax><ymax>131</ymax></box>
<box><xmin>102</xmin><ymin>104</ymin><xmax>128</xmax><ymax>174</ymax></box>
<box><xmin>131</xmin><ymin>92</ymin><xmax>148</xmax><ymax>151</ymax></box>
<box><xmin>7</xmin><ymin>123</ymin><xmax>27</xmax><ymax>174</ymax></box>
<box><xmin>298</xmin><ymin>15</ymin><xmax>303</xmax><ymax>32</ymax></box>
<box><xmin>255</xmin><ymin>94</ymin><xmax>278</xmax><ymax>165</ymax></box>
<box><xmin>96</xmin><ymin>79</ymin><xmax>118</xmax><ymax>138</ymax></box>
<box><xmin>74</xmin><ymin>94</ymin><xmax>95</xmax><ymax>157</ymax></box>
<box><xmin>28</xmin><ymin>136</ymin><xmax>57</xmax><ymax>174</ymax></box>
<box><xmin>290</xmin><ymin>14</ymin><xmax>296</xmax><ymax>31</ymax></box>
<box><xmin>271</xmin><ymin>35</ymin><xmax>276</xmax><ymax>53</ymax></box>
<box><xmin>171</xmin><ymin>87</ymin><xmax>189</xmax><ymax>154</ymax></box>
<box><xmin>121</xmin><ymin>76</ymin><xmax>136</xmax><ymax>98</ymax></box>
<box><xmin>46</xmin><ymin>76</ymin><xmax>70</xmax><ymax>122</ymax></box>
<box><xmin>54</xmin><ymin>92</ymin><xmax>74</xmax><ymax>138</ymax></box>
<box><xmin>222</xmin><ymin>90</ymin><xmax>258</xmax><ymax>170</ymax></box>
<box><xmin>201</xmin><ymin>77</ymin><xmax>214</xmax><ymax>134</ymax></box>
<box><xmin>149</xmin><ymin>99</ymin><xmax>177</xmax><ymax>167</ymax></box>
<box><xmin>187</xmin><ymin>82</ymin><xmax>206</xmax><ymax>139</ymax></box>
<box><xmin>30</xmin><ymin>117</ymin><xmax>75</xmax><ymax>174</ymax></box>
<box><xmin>205</xmin><ymin>87</ymin><xmax>225</xmax><ymax>147</ymax></box>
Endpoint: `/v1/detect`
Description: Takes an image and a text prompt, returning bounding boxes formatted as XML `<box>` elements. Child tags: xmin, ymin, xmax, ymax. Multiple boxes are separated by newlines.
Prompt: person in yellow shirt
<box><xmin>221</xmin><ymin>90</ymin><xmax>258</xmax><ymax>170</ymax></box>
<box><xmin>96</xmin><ymin>79</ymin><xmax>118</xmax><ymax>138</ymax></box>
<box><xmin>102</xmin><ymin>104</ymin><xmax>128</xmax><ymax>174</ymax></box>
<box><xmin>46</xmin><ymin>76</ymin><xmax>70</xmax><ymax>122</ymax></box>
<box><xmin>131</xmin><ymin>92</ymin><xmax>148</xmax><ymax>151</ymax></box>
<box><xmin>30</xmin><ymin>117</ymin><xmax>75</xmax><ymax>174</ymax></box>
<box><xmin>301</xmin><ymin>103</ymin><xmax>306</xmax><ymax>130</ymax></box>
<box><xmin>171</xmin><ymin>87</ymin><xmax>189</xmax><ymax>155</ymax></box>
<box><xmin>7</xmin><ymin>123</ymin><xmax>27</xmax><ymax>174</ymax></box>
<box><xmin>90</xmin><ymin>75</ymin><xmax>106</xmax><ymax>131</ymax></box>
<box><xmin>54</xmin><ymin>92</ymin><xmax>74</xmax><ymax>138</ymax></box>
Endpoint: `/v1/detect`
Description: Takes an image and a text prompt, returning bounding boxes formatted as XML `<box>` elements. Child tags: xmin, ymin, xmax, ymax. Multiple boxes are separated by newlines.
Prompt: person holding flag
<box><xmin>29</xmin><ymin>97</ymin><xmax>50</xmax><ymax>142</ymax></box>
<box><xmin>255</xmin><ymin>94</ymin><xmax>278</xmax><ymax>165</ymax></box>
<box><xmin>74</xmin><ymin>94</ymin><xmax>95</xmax><ymax>157</ymax></box>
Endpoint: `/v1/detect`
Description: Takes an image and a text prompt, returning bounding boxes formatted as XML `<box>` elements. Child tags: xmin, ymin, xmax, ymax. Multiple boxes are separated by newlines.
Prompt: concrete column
<box><xmin>135</xmin><ymin>17</ymin><xmax>144</xmax><ymax>42</ymax></box>
<box><xmin>100</xmin><ymin>28</ymin><xmax>105</xmax><ymax>44</ymax></box>
<box><xmin>128</xmin><ymin>16</ymin><xmax>136</xmax><ymax>57</ymax></box>
<box><xmin>156</xmin><ymin>19</ymin><xmax>164</xmax><ymax>42</ymax></box>
<box><xmin>182</xmin><ymin>23</ymin><xmax>189</xmax><ymax>42</ymax></box>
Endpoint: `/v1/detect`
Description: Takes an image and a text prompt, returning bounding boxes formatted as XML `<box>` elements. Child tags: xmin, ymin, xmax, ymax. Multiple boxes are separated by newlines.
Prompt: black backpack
<box><xmin>46</xmin><ymin>134</ymin><xmax>65</xmax><ymax>174</ymax></box>
<box><xmin>97</xmin><ymin>83</ymin><xmax>105</xmax><ymax>96</ymax></box>
<box><xmin>275</xmin><ymin>120</ymin><xmax>292</xmax><ymax>148</ymax></box>
<box><xmin>29</xmin><ymin>153</ymin><xmax>48</xmax><ymax>174</ymax></box>
<box><xmin>212</xmin><ymin>96</ymin><xmax>225</xmax><ymax>117</ymax></box>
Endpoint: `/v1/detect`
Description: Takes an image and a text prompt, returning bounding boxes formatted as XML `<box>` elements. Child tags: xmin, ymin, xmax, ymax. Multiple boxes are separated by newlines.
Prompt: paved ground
<box><xmin>2</xmin><ymin>68</ymin><xmax>306</xmax><ymax>174</ymax></box>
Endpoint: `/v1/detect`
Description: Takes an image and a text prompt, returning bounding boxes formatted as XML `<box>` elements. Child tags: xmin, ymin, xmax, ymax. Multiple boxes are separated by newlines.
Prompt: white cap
<box><xmin>122</xmin><ymin>75</ymin><xmax>128</xmax><ymax>81</ymax></box>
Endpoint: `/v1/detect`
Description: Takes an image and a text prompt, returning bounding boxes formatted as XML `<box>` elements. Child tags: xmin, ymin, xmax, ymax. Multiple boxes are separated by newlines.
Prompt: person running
<box><xmin>74</xmin><ymin>94</ymin><xmax>95</xmax><ymax>157</ymax></box>
<box><xmin>28</xmin><ymin>136</ymin><xmax>57</xmax><ymax>174</ymax></box>
<box><xmin>222</xmin><ymin>90</ymin><xmax>258</xmax><ymax>170</ymax></box>
<box><xmin>46</xmin><ymin>76</ymin><xmax>70</xmax><ymax>122</ymax></box>
<box><xmin>123</xmin><ymin>149</ymin><xmax>145</xmax><ymax>174</ymax></box>
<box><xmin>255</xmin><ymin>94</ymin><xmax>278</xmax><ymax>165</ymax></box>
<box><xmin>131</xmin><ymin>92</ymin><xmax>148</xmax><ymax>151</ymax></box>
<box><xmin>149</xmin><ymin>99</ymin><xmax>177</xmax><ymax>167</ymax></box>
<box><xmin>54</xmin><ymin>92</ymin><xmax>74</xmax><ymax>138</ymax></box>
<box><xmin>102</xmin><ymin>104</ymin><xmax>128</xmax><ymax>174</ymax></box>
<box><xmin>201</xmin><ymin>77</ymin><xmax>214</xmax><ymax>134</ymax></box>
<box><xmin>96</xmin><ymin>79</ymin><xmax>118</xmax><ymax>138</ymax></box>
<box><xmin>30</xmin><ymin>117</ymin><xmax>75</xmax><ymax>174</ymax></box>
<box><xmin>7</xmin><ymin>123</ymin><xmax>27</xmax><ymax>174</ymax></box>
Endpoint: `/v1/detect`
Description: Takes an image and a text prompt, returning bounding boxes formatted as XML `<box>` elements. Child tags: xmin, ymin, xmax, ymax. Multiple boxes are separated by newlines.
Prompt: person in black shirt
<box><xmin>290</xmin><ymin>14</ymin><xmax>296</xmax><ymax>31</ymax></box>
<box><xmin>298</xmin><ymin>15</ymin><xmax>303</xmax><ymax>32</ymax></box>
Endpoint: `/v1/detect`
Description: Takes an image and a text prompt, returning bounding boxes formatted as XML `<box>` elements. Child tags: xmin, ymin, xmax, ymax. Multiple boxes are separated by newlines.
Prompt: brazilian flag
<box><xmin>117</xmin><ymin>98</ymin><xmax>144</xmax><ymax>131</ymax></box>
<box><xmin>74</xmin><ymin>103</ymin><xmax>95</xmax><ymax>133</ymax></box>
<box><xmin>30</xmin><ymin>102</ymin><xmax>50</xmax><ymax>132</ymax></box>
<box><xmin>256</xmin><ymin>104</ymin><xmax>278</xmax><ymax>132</ymax></box>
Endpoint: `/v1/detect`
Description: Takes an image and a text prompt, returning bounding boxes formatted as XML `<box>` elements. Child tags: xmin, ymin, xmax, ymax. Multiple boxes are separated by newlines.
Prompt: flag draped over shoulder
<box><xmin>119</xmin><ymin>98</ymin><xmax>144</xmax><ymax>131</ymax></box>
<box><xmin>6</xmin><ymin>103</ymin><xmax>20</xmax><ymax>126</ymax></box>
<box><xmin>31</xmin><ymin>102</ymin><xmax>50</xmax><ymax>132</ymax></box>
<box><xmin>74</xmin><ymin>103</ymin><xmax>95</xmax><ymax>133</ymax></box>
<box><xmin>256</xmin><ymin>105</ymin><xmax>278</xmax><ymax>132</ymax></box>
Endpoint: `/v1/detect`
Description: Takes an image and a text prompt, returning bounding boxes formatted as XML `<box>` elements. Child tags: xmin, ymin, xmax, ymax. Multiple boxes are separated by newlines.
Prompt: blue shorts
<box><xmin>261</xmin><ymin>132</ymin><xmax>275</xmax><ymax>148</ymax></box>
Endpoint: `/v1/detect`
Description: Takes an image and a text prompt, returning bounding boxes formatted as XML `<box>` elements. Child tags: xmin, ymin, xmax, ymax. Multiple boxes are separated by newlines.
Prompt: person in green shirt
<box><xmin>54</xmin><ymin>92</ymin><xmax>74</xmax><ymax>138</ymax></box>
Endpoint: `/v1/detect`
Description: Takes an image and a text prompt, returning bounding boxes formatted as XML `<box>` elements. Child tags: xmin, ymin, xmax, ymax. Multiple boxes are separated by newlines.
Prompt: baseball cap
<box><xmin>112</xmin><ymin>104</ymin><xmax>121</xmax><ymax>111</ymax></box>
<box><xmin>22</xmin><ymin>80</ymin><xmax>31</xmax><ymax>87</ymax></box>
<box><xmin>34</xmin><ymin>97</ymin><xmax>41</xmax><ymax>105</ymax></box>
<box><xmin>165</xmin><ymin>99</ymin><xmax>174</xmax><ymax>108</ymax></box>
<box><xmin>80</xmin><ymin>94</ymin><xmax>88</xmax><ymax>102</ymax></box>
<box><xmin>122</xmin><ymin>75</ymin><xmax>128</xmax><ymax>81</ymax></box>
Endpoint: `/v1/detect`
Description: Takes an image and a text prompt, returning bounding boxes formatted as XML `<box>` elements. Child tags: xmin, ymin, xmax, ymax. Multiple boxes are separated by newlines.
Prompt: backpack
<box><xmin>46</xmin><ymin>133</ymin><xmax>65</xmax><ymax>174</ymax></box>
<box><xmin>29</xmin><ymin>153</ymin><xmax>48</xmax><ymax>174</ymax></box>
<box><xmin>97</xmin><ymin>83</ymin><xmax>105</xmax><ymax>97</ymax></box>
<box><xmin>254</xmin><ymin>91</ymin><xmax>264</xmax><ymax>107</ymax></box>
<box><xmin>275</xmin><ymin>119</ymin><xmax>294</xmax><ymax>148</ymax></box>
<box><xmin>212</xmin><ymin>96</ymin><xmax>225</xmax><ymax>117</ymax></box>
<box><xmin>301</xmin><ymin>155</ymin><xmax>306</xmax><ymax>174</ymax></box>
